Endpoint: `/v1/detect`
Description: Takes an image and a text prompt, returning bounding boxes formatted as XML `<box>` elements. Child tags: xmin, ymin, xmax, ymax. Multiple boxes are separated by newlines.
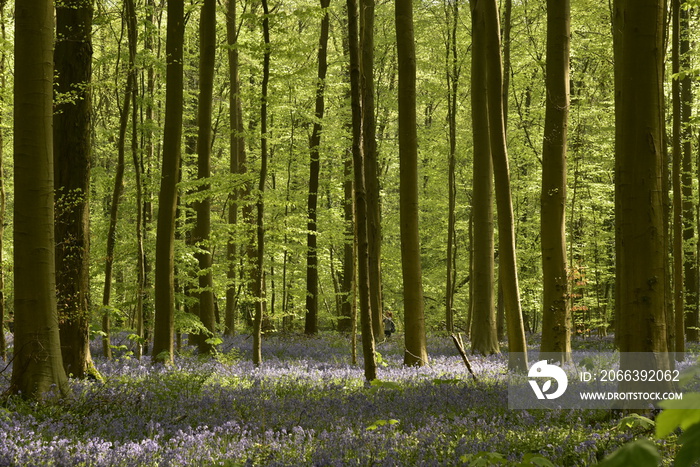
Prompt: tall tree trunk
<box><xmin>479</xmin><ymin>0</ymin><xmax>528</xmax><ymax>371</ymax></box>
<box><xmin>253</xmin><ymin>0</ymin><xmax>272</xmax><ymax>366</ymax></box>
<box><xmin>102</xmin><ymin>2</ymin><xmax>137</xmax><ymax>359</ymax></box>
<box><xmin>444</xmin><ymin>0</ymin><xmax>459</xmax><ymax>334</ymax></box>
<box><xmin>0</xmin><ymin>1</ymin><xmax>8</xmax><ymax>361</ymax></box>
<box><xmin>396</xmin><ymin>0</ymin><xmax>428</xmax><ymax>367</ymax></box>
<box><xmin>469</xmin><ymin>2</ymin><xmax>499</xmax><ymax>356</ymax></box>
<box><xmin>54</xmin><ymin>0</ymin><xmax>97</xmax><ymax>377</ymax></box>
<box><xmin>678</xmin><ymin>2</ymin><xmax>696</xmax><ymax>341</ymax></box>
<box><xmin>671</xmin><ymin>0</ymin><xmax>684</xmax><ymax>358</ymax></box>
<box><xmin>225</xmin><ymin>0</ymin><xmax>245</xmax><ymax>337</ymax></box>
<box><xmin>613</xmin><ymin>0</ymin><xmax>672</xmax><ymax>389</ymax></box>
<box><xmin>680</xmin><ymin>3</ymin><xmax>697</xmax><ymax>342</ymax></box>
<box><xmin>501</xmin><ymin>0</ymin><xmax>512</xmax><ymax>125</ymax></box>
<box><xmin>194</xmin><ymin>0</ymin><xmax>217</xmax><ymax>354</ymax></box>
<box><xmin>348</xmin><ymin>0</ymin><xmax>377</xmax><ymax>380</ymax></box>
<box><xmin>153</xmin><ymin>0</ymin><xmax>185</xmax><ymax>364</ymax></box>
<box><xmin>305</xmin><ymin>0</ymin><xmax>332</xmax><ymax>335</ymax></box>
<box><xmin>539</xmin><ymin>0</ymin><xmax>571</xmax><ymax>362</ymax></box>
<box><xmin>360</xmin><ymin>0</ymin><xmax>384</xmax><ymax>339</ymax></box>
<box><xmin>127</xmin><ymin>0</ymin><xmax>145</xmax><ymax>360</ymax></box>
<box><xmin>11</xmin><ymin>0</ymin><xmax>68</xmax><ymax>398</ymax></box>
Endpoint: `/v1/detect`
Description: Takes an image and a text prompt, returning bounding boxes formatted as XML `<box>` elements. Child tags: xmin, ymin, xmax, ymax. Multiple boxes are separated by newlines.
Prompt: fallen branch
<box><xmin>451</xmin><ymin>333</ymin><xmax>478</xmax><ymax>381</ymax></box>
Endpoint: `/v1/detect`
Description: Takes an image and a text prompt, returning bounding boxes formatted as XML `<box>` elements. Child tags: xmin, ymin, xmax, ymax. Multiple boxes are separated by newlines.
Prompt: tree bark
<box><xmin>396</xmin><ymin>0</ymin><xmax>429</xmax><ymax>367</ymax></box>
<box><xmin>671</xmin><ymin>0</ymin><xmax>684</xmax><ymax>358</ymax></box>
<box><xmin>613</xmin><ymin>0</ymin><xmax>672</xmax><ymax>391</ymax></box>
<box><xmin>225</xmin><ymin>0</ymin><xmax>246</xmax><ymax>337</ymax></box>
<box><xmin>680</xmin><ymin>3</ymin><xmax>697</xmax><ymax>342</ymax></box>
<box><xmin>194</xmin><ymin>0</ymin><xmax>217</xmax><ymax>354</ymax></box>
<box><xmin>480</xmin><ymin>0</ymin><xmax>528</xmax><ymax>371</ymax></box>
<box><xmin>469</xmin><ymin>2</ymin><xmax>499</xmax><ymax>356</ymax></box>
<box><xmin>444</xmin><ymin>0</ymin><xmax>459</xmax><ymax>334</ymax></box>
<box><xmin>253</xmin><ymin>0</ymin><xmax>272</xmax><ymax>366</ymax></box>
<box><xmin>153</xmin><ymin>0</ymin><xmax>185</xmax><ymax>365</ymax></box>
<box><xmin>54</xmin><ymin>0</ymin><xmax>97</xmax><ymax>377</ymax></box>
<box><xmin>348</xmin><ymin>0</ymin><xmax>377</xmax><ymax>380</ymax></box>
<box><xmin>11</xmin><ymin>0</ymin><xmax>69</xmax><ymax>398</ymax></box>
<box><xmin>305</xmin><ymin>0</ymin><xmax>332</xmax><ymax>335</ymax></box>
<box><xmin>0</xmin><ymin>2</ymin><xmax>6</xmax><ymax>362</ymax></box>
<box><xmin>360</xmin><ymin>0</ymin><xmax>384</xmax><ymax>339</ymax></box>
<box><xmin>539</xmin><ymin>0</ymin><xmax>571</xmax><ymax>362</ymax></box>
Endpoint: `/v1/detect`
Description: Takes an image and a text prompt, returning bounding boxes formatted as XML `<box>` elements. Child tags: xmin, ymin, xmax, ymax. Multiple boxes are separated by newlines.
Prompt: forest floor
<box><xmin>0</xmin><ymin>331</ymin><xmax>692</xmax><ymax>466</ymax></box>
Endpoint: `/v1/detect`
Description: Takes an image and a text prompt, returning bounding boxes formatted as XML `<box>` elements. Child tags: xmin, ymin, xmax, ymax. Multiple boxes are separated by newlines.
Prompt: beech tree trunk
<box><xmin>480</xmin><ymin>0</ymin><xmax>528</xmax><ymax>371</ymax></box>
<box><xmin>539</xmin><ymin>0</ymin><xmax>571</xmax><ymax>362</ymax></box>
<box><xmin>0</xmin><ymin>1</ymin><xmax>6</xmax><ymax>361</ymax></box>
<box><xmin>305</xmin><ymin>0</ymin><xmax>331</xmax><ymax>335</ymax></box>
<box><xmin>153</xmin><ymin>0</ymin><xmax>185</xmax><ymax>364</ymax></box>
<box><xmin>348</xmin><ymin>0</ymin><xmax>377</xmax><ymax>380</ymax></box>
<box><xmin>680</xmin><ymin>4</ymin><xmax>697</xmax><ymax>342</ymax></box>
<box><xmin>396</xmin><ymin>0</ymin><xmax>428</xmax><ymax>367</ymax></box>
<box><xmin>672</xmin><ymin>0</ymin><xmax>684</xmax><ymax>357</ymax></box>
<box><xmin>225</xmin><ymin>0</ymin><xmax>247</xmax><ymax>337</ymax></box>
<box><xmin>54</xmin><ymin>0</ymin><xmax>97</xmax><ymax>377</ymax></box>
<box><xmin>444</xmin><ymin>0</ymin><xmax>459</xmax><ymax>334</ymax></box>
<box><xmin>469</xmin><ymin>2</ymin><xmax>499</xmax><ymax>356</ymax></box>
<box><xmin>253</xmin><ymin>0</ymin><xmax>272</xmax><ymax>366</ymax></box>
<box><xmin>613</xmin><ymin>0</ymin><xmax>672</xmax><ymax>389</ymax></box>
<box><xmin>11</xmin><ymin>0</ymin><xmax>69</xmax><ymax>398</ymax></box>
<box><xmin>360</xmin><ymin>0</ymin><xmax>384</xmax><ymax>339</ymax></box>
<box><xmin>194</xmin><ymin>0</ymin><xmax>217</xmax><ymax>354</ymax></box>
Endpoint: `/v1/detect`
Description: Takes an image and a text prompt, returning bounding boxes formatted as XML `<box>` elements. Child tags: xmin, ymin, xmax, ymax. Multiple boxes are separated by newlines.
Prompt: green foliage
<box><xmin>616</xmin><ymin>413</ymin><xmax>655</xmax><ymax>432</ymax></box>
<box><xmin>366</xmin><ymin>418</ymin><xmax>399</xmax><ymax>431</ymax></box>
<box><xmin>656</xmin><ymin>393</ymin><xmax>700</xmax><ymax>438</ymax></box>
<box><xmin>596</xmin><ymin>439</ymin><xmax>661</xmax><ymax>467</ymax></box>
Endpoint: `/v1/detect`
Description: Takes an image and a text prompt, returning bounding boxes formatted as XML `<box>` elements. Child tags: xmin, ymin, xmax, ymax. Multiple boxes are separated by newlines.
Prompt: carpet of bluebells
<box><xmin>0</xmin><ymin>333</ymin><xmax>683</xmax><ymax>466</ymax></box>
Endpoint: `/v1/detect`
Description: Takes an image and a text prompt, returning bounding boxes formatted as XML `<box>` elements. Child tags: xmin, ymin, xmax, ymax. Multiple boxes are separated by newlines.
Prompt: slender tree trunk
<box><xmin>225</xmin><ymin>0</ymin><xmax>246</xmax><ymax>337</ymax></box>
<box><xmin>253</xmin><ymin>0</ymin><xmax>272</xmax><ymax>366</ymax></box>
<box><xmin>153</xmin><ymin>0</ymin><xmax>185</xmax><ymax>364</ymax></box>
<box><xmin>339</xmin><ymin>145</ymin><xmax>355</xmax><ymax>333</ymax></box>
<box><xmin>0</xmin><ymin>2</ymin><xmax>5</xmax><ymax>362</ymax></box>
<box><xmin>444</xmin><ymin>0</ymin><xmax>459</xmax><ymax>334</ymax></box>
<box><xmin>103</xmin><ymin>2</ymin><xmax>138</xmax><ymax>359</ymax></box>
<box><xmin>539</xmin><ymin>0</ymin><xmax>571</xmax><ymax>362</ymax></box>
<box><xmin>11</xmin><ymin>0</ymin><xmax>68</xmax><ymax>398</ymax></box>
<box><xmin>672</xmin><ymin>0</ymin><xmax>684</xmax><ymax>358</ymax></box>
<box><xmin>680</xmin><ymin>4</ymin><xmax>697</xmax><ymax>342</ymax></box>
<box><xmin>479</xmin><ymin>0</ymin><xmax>528</xmax><ymax>371</ymax></box>
<box><xmin>396</xmin><ymin>0</ymin><xmax>428</xmax><ymax>367</ymax></box>
<box><xmin>305</xmin><ymin>0</ymin><xmax>331</xmax><ymax>335</ymax></box>
<box><xmin>141</xmin><ymin>0</ymin><xmax>158</xmax><ymax>355</ymax></box>
<box><xmin>348</xmin><ymin>0</ymin><xmax>376</xmax><ymax>380</ymax></box>
<box><xmin>54</xmin><ymin>0</ymin><xmax>97</xmax><ymax>377</ymax></box>
<box><xmin>501</xmin><ymin>0</ymin><xmax>512</xmax><ymax>125</ymax></box>
<box><xmin>613</xmin><ymin>0</ymin><xmax>672</xmax><ymax>389</ymax></box>
<box><xmin>194</xmin><ymin>0</ymin><xmax>217</xmax><ymax>354</ymax></box>
<box><xmin>469</xmin><ymin>2</ymin><xmax>499</xmax><ymax>356</ymax></box>
<box><xmin>360</xmin><ymin>0</ymin><xmax>384</xmax><ymax>339</ymax></box>
<box><xmin>127</xmin><ymin>0</ymin><xmax>145</xmax><ymax>360</ymax></box>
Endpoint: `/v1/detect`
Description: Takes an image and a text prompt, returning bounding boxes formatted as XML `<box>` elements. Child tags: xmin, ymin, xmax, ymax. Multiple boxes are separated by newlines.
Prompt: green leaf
<box><xmin>596</xmin><ymin>439</ymin><xmax>660</xmax><ymax>467</ymax></box>
<box><xmin>616</xmin><ymin>413</ymin><xmax>655</xmax><ymax>431</ymax></box>
<box><xmin>675</xmin><ymin>423</ymin><xmax>700</xmax><ymax>467</ymax></box>
<box><xmin>656</xmin><ymin>393</ymin><xmax>700</xmax><ymax>438</ymax></box>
